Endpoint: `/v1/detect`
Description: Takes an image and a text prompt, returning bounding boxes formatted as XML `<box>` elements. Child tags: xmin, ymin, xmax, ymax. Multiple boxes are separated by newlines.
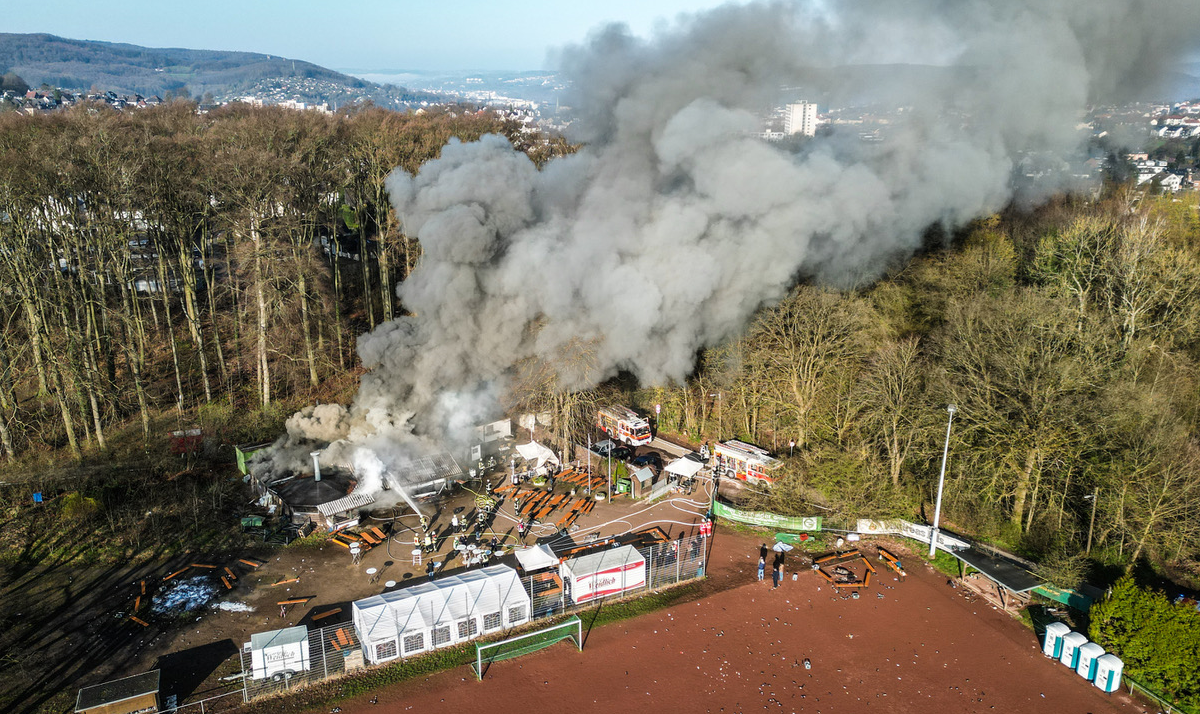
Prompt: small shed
<box><xmin>1094</xmin><ymin>654</ymin><xmax>1124</xmax><ymax>693</ymax></box>
<box><xmin>352</xmin><ymin>565</ymin><xmax>530</xmax><ymax>665</ymax></box>
<box><xmin>1076</xmin><ymin>642</ymin><xmax>1105</xmax><ymax>680</ymax></box>
<box><xmin>76</xmin><ymin>670</ymin><xmax>160</xmax><ymax>714</ymax></box>
<box><xmin>1059</xmin><ymin>631</ymin><xmax>1088</xmax><ymax>668</ymax></box>
<box><xmin>245</xmin><ymin>625</ymin><xmax>311</xmax><ymax>680</ymax></box>
<box><xmin>629</xmin><ymin>467</ymin><xmax>656</xmax><ymax>499</ymax></box>
<box><xmin>1042</xmin><ymin>622</ymin><xmax>1070</xmax><ymax>658</ymax></box>
<box><xmin>560</xmin><ymin>545</ymin><xmax>646</xmax><ymax>605</ymax></box>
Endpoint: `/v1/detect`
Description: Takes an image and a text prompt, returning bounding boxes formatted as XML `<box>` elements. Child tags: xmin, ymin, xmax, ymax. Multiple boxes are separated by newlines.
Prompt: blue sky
<box><xmin>5</xmin><ymin>0</ymin><xmax>740</xmax><ymax>71</ymax></box>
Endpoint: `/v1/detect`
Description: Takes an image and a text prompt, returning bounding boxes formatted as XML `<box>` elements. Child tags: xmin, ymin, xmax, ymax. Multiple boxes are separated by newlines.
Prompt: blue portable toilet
<box><xmin>1059</xmin><ymin>631</ymin><xmax>1087</xmax><ymax>669</ymax></box>
<box><xmin>1094</xmin><ymin>654</ymin><xmax>1124</xmax><ymax>693</ymax></box>
<box><xmin>1076</xmin><ymin>642</ymin><xmax>1104</xmax><ymax>680</ymax></box>
<box><xmin>1042</xmin><ymin>622</ymin><xmax>1070</xmax><ymax>658</ymax></box>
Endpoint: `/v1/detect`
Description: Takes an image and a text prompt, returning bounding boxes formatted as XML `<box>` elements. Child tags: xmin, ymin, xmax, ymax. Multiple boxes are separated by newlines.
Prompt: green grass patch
<box><xmin>921</xmin><ymin>547</ymin><xmax>960</xmax><ymax>577</ymax></box>
<box><xmin>581</xmin><ymin>581</ymin><xmax>705</xmax><ymax>630</ymax></box>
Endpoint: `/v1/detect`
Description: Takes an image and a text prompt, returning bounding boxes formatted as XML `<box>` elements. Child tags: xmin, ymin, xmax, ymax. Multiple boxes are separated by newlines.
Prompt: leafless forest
<box><xmin>0</xmin><ymin>103</ymin><xmax>1197</xmax><ymax>584</ymax></box>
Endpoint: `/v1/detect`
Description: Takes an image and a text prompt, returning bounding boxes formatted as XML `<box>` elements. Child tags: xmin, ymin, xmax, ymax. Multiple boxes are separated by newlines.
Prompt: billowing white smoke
<box><xmin>268</xmin><ymin>0</ymin><xmax>1199</xmax><ymax>493</ymax></box>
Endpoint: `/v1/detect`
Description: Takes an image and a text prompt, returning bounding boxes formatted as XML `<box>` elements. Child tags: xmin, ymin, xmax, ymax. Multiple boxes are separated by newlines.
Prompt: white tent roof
<box><xmin>352</xmin><ymin>565</ymin><xmax>528</xmax><ymax>645</ymax></box>
<box><xmin>664</xmin><ymin>458</ymin><xmax>703</xmax><ymax>478</ymax></box>
<box><xmin>515</xmin><ymin>441</ymin><xmax>559</xmax><ymax>468</ymax></box>
<box><xmin>562</xmin><ymin>544</ymin><xmax>645</xmax><ymax>579</ymax></box>
<box><xmin>514</xmin><ymin>544</ymin><xmax>559</xmax><ymax>572</ymax></box>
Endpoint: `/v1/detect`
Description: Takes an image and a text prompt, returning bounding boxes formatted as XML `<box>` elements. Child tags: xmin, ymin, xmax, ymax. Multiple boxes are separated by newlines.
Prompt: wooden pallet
<box><xmin>370</xmin><ymin>527</ymin><xmax>387</xmax><ymax>541</ymax></box>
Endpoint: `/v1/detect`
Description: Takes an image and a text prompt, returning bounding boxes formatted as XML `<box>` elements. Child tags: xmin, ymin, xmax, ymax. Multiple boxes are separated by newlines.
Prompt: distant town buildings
<box><xmin>784</xmin><ymin>101</ymin><xmax>818</xmax><ymax>136</ymax></box>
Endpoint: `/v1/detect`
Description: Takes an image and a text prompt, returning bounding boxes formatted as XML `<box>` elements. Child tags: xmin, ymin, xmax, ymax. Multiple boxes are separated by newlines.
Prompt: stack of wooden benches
<box><xmin>330</xmin><ymin>526</ymin><xmax>389</xmax><ymax>551</ymax></box>
<box><xmin>553</xmin><ymin>497</ymin><xmax>596</xmax><ymax>531</ymax></box>
<box><xmin>492</xmin><ymin>479</ymin><xmax>598</xmax><ymax>530</ymax></box>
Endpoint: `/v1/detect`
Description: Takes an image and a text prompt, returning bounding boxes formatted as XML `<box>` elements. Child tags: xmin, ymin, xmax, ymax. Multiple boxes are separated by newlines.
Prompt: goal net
<box><xmin>473</xmin><ymin>616</ymin><xmax>583</xmax><ymax>680</ymax></box>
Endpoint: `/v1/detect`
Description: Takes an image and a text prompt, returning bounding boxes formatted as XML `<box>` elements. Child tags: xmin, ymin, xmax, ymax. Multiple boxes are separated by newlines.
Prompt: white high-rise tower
<box><xmin>784</xmin><ymin>101</ymin><xmax>818</xmax><ymax>136</ymax></box>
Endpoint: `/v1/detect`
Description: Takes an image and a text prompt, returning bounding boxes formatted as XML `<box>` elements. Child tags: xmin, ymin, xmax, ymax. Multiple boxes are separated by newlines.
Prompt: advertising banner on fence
<box><xmin>854</xmin><ymin>519</ymin><xmax>970</xmax><ymax>552</ymax></box>
<box><xmin>561</xmin><ymin>545</ymin><xmax>647</xmax><ymax>604</ymax></box>
<box><xmin>713</xmin><ymin>501</ymin><xmax>822</xmax><ymax>532</ymax></box>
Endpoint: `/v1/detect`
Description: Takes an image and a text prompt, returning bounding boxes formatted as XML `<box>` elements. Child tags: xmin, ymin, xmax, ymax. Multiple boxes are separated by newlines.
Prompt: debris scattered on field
<box><xmin>151</xmin><ymin>575</ymin><xmax>219</xmax><ymax>615</ymax></box>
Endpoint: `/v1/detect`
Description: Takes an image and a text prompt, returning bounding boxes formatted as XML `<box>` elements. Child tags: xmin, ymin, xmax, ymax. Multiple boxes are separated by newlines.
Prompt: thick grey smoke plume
<box><xmin>271</xmin><ymin>0</ymin><xmax>1200</xmax><ymax>489</ymax></box>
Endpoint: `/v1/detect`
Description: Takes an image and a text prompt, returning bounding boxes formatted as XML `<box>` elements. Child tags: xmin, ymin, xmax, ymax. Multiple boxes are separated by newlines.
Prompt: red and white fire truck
<box><xmin>714</xmin><ymin>440</ymin><xmax>779</xmax><ymax>485</ymax></box>
<box><xmin>596</xmin><ymin>406</ymin><xmax>652</xmax><ymax>446</ymax></box>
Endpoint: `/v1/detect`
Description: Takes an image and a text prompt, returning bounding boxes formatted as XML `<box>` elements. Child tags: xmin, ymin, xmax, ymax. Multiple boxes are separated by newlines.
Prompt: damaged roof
<box><xmin>264</xmin><ymin>467</ymin><xmax>357</xmax><ymax>511</ymax></box>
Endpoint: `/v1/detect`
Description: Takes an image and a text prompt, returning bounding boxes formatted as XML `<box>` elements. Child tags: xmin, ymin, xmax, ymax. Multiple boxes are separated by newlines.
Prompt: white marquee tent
<box><xmin>515</xmin><ymin>441</ymin><xmax>560</xmax><ymax>470</ymax></box>
<box><xmin>514</xmin><ymin>544</ymin><xmax>560</xmax><ymax>572</ymax></box>
<box><xmin>352</xmin><ymin>565</ymin><xmax>531</xmax><ymax>665</ymax></box>
<box><xmin>664</xmin><ymin>458</ymin><xmax>704</xmax><ymax>479</ymax></box>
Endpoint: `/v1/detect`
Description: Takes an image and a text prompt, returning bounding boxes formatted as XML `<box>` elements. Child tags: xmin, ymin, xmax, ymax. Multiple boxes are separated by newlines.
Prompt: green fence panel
<box><xmin>713</xmin><ymin>501</ymin><xmax>822</xmax><ymax>531</ymax></box>
<box><xmin>1033</xmin><ymin>584</ymin><xmax>1093</xmax><ymax>611</ymax></box>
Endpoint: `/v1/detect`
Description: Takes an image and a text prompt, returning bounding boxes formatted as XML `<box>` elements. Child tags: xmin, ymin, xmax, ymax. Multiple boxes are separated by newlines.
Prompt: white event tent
<box><xmin>514</xmin><ymin>544</ymin><xmax>560</xmax><ymax>572</ymax></box>
<box><xmin>664</xmin><ymin>457</ymin><xmax>704</xmax><ymax>480</ymax></box>
<box><xmin>352</xmin><ymin>565</ymin><xmax>531</xmax><ymax>664</ymax></box>
<box><xmin>515</xmin><ymin>441</ymin><xmax>560</xmax><ymax>470</ymax></box>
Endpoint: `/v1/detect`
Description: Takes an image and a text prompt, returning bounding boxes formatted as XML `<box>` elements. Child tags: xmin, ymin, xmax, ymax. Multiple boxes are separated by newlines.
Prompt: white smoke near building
<box><xmin>264</xmin><ymin>0</ymin><xmax>1200</xmax><ymax>495</ymax></box>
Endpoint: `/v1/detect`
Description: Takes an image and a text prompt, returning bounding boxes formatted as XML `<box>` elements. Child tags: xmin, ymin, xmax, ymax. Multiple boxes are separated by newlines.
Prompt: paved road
<box><xmin>649</xmin><ymin>436</ymin><xmax>693</xmax><ymax>459</ymax></box>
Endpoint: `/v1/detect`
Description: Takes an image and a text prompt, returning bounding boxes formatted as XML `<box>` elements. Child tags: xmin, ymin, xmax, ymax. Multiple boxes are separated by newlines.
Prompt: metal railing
<box><xmin>239</xmin><ymin>620</ymin><xmax>363</xmax><ymax>702</ymax></box>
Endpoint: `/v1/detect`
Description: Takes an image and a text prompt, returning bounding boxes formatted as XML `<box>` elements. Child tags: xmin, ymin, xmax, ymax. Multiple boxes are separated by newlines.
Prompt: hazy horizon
<box><xmin>4</xmin><ymin>0</ymin><xmax>737</xmax><ymax>72</ymax></box>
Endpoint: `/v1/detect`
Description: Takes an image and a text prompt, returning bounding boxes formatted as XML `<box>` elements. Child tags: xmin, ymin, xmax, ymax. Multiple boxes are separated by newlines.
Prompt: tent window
<box><xmin>432</xmin><ymin>626</ymin><xmax>451</xmax><ymax>647</ymax></box>
<box><xmin>403</xmin><ymin>633</ymin><xmax>424</xmax><ymax>654</ymax></box>
<box><xmin>375</xmin><ymin>640</ymin><xmax>398</xmax><ymax>661</ymax></box>
<box><xmin>508</xmin><ymin>604</ymin><xmax>527</xmax><ymax>624</ymax></box>
<box><xmin>483</xmin><ymin>612</ymin><xmax>502</xmax><ymax>631</ymax></box>
<box><xmin>457</xmin><ymin>618</ymin><xmax>478</xmax><ymax>639</ymax></box>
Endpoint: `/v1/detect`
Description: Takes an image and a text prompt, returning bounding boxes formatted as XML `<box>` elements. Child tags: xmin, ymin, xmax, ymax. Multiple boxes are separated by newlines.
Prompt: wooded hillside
<box><xmin>632</xmin><ymin>196</ymin><xmax>1200</xmax><ymax>585</ymax></box>
<box><xmin>0</xmin><ymin>33</ymin><xmax>420</xmax><ymax>101</ymax></box>
<box><xmin>0</xmin><ymin>102</ymin><xmax>1196</xmax><ymax>587</ymax></box>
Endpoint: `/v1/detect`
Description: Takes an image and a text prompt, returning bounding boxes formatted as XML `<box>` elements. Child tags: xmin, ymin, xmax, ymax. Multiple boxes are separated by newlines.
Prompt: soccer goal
<box><xmin>473</xmin><ymin>616</ymin><xmax>584</xmax><ymax>680</ymax></box>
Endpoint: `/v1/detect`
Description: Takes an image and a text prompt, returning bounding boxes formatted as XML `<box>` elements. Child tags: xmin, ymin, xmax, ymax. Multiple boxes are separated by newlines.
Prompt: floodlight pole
<box><xmin>929</xmin><ymin>404</ymin><xmax>957</xmax><ymax>558</ymax></box>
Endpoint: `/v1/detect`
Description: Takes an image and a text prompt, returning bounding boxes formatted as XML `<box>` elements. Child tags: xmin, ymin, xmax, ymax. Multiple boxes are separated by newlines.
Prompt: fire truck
<box><xmin>714</xmin><ymin>440</ymin><xmax>779</xmax><ymax>485</ymax></box>
<box><xmin>596</xmin><ymin>406</ymin><xmax>652</xmax><ymax>446</ymax></box>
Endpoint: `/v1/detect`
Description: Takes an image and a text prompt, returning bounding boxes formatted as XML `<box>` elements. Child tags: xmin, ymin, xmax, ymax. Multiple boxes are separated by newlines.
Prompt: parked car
<box><xmin>631</xmin><ymin>452</ymin><xmax>663</xmax><ymax>471</ymax></box>
<box><xmin>591</xmin><ymin>439</ymin><xmax>615</xmax><ymax>457</ymax></box>
<box><xmin>611</xmin><ymin>445</ymin><xmax>635</xmax><ymax>461</ymax></box>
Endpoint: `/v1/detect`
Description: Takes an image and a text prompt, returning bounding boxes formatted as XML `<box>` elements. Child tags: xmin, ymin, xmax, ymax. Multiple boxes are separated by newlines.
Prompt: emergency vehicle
<box><xmin>596</xmin><ymin>406</ymin><xmax>652</xmax><ymax>446</ymax></box>
<box><xmin>714</xmin><ymin>440</ymin><xmax>779</xmax><ymax>485</ymax></box>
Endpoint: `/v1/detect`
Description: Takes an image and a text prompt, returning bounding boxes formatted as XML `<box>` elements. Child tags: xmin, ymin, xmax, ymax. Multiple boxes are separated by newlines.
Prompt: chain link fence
<box><xmin>239</xmin><ymin>533</ymin><xmax>707</xmax><ymax>702</ymax></box>
<box><xmin>239</xmin><ymin>620</ymin><xmax>363</xmax><ymax>702</ymax></box>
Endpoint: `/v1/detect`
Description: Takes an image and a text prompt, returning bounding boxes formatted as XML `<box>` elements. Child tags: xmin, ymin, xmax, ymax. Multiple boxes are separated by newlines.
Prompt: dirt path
<box><xmin>332</xmin><ymin>530</ymin><xmax>1146</xmax><ymax>714</ymax></box>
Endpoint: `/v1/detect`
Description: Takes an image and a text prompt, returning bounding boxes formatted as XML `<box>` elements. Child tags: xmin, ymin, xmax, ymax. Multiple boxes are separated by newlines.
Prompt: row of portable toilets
<box><xmin>1043</xmin><ymin>622</ymin><xmax>1123</xmax><ymax>693</ymax></box>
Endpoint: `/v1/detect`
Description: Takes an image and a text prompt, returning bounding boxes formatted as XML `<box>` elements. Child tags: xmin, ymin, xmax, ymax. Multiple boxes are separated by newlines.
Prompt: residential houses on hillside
<box><xmin>1</xmin><ymin>88</ymin><xmax>166</xmax><ymax>114</ymax></box>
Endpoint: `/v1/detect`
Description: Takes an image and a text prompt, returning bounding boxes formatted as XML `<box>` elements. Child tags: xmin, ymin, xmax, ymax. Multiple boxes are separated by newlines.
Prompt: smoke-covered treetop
<box><xmin>277</xmin><ymin>0</ymin><xmax>1199</xmax><ymax>482</ymax></box>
